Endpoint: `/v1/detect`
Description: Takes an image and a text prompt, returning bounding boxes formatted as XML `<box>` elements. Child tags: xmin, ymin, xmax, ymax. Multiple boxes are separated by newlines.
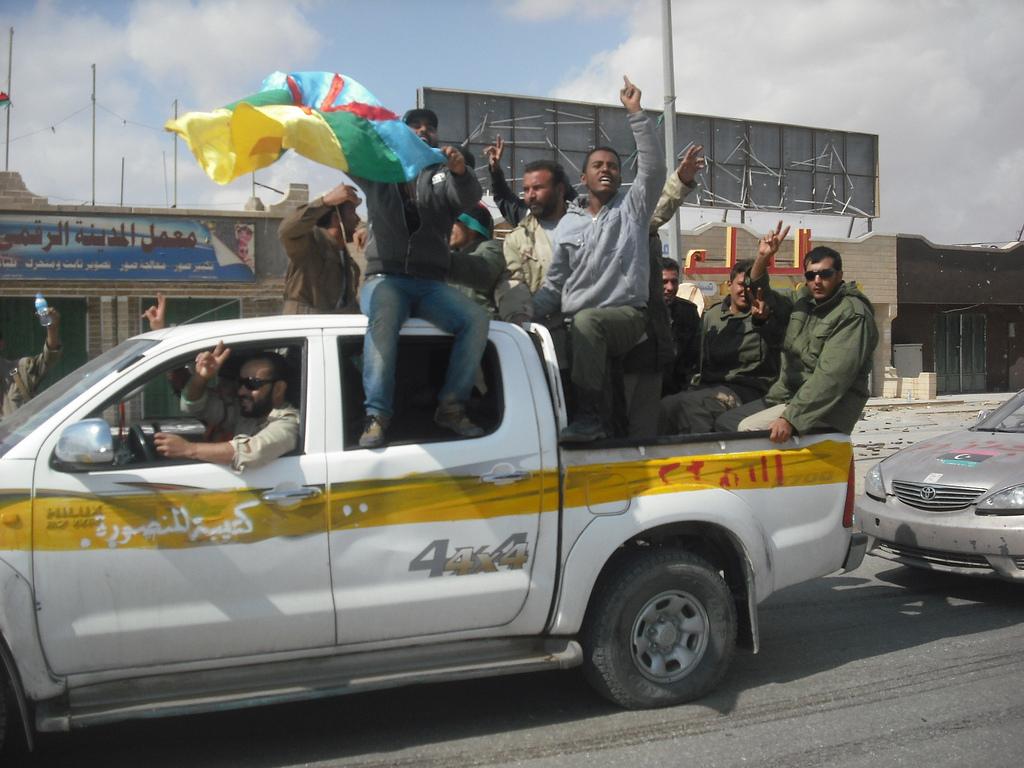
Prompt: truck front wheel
<box><xmin>582</xmin><ymin>549</ymin><xmax>737</xmax><ymax>708</ymax></box>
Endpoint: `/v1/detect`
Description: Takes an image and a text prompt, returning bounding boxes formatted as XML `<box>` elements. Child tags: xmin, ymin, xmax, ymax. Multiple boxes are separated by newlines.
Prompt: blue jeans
<box><xmin>360</xmin><ymin>274</ymin><xmax>490</xmax><ymax>419</ymax></box>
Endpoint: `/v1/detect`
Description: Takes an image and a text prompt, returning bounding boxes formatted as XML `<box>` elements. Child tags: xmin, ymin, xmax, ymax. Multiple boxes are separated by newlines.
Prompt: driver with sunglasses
<box><xmin>716</xmin><ymin>244</ymin><xmax>879</xmax><ymax>442</ymax></box>
<box><xmin>154</xmin><ymin>343</ymin><xmax>300</xmax><ymax>470</ymax></box>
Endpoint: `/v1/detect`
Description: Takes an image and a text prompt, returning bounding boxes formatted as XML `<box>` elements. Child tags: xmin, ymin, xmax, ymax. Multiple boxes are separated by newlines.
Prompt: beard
<box><xmin>242</xmin><ymin>395</ymin><xmax>274</xmax><ymax>420</ymax></box>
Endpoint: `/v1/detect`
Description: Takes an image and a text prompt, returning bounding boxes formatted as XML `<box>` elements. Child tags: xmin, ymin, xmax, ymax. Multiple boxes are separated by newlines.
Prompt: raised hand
<box><xmin>442</xmin><ymin>146</ymin><xmax>466</xmax><ymax>176</ymax></box>
<box><xmin>141</xmin><ymin>293</ymin><xmax>167</xmax><ymax>331</ymax></box>
<box><xmin>323</xmin><ymin>183</ymin><xmax>361</xmax><ymax>208</ymax></box>
<box><xmin>483</xmin><ymin>134</ymin><xmax>505</xmax><ymax>171</ymax></box>
<box><xmin>758</xmin><ymin>220</ymin><xmax>791</xmax><ymax>261</ymax></box>
<box><xmin>194</xmin><ymin>341</ymin><xmax>230</xmax><ymax>382</ymax></box>
<box><xmin>677</xmin><ymin>144</ymin><xmax>705</xmax><ymax>185</ymax></box>
<box><xmin>620</xmin><ymin>75</ymin><xmax>642</xmax><ymax>113</ymax></box>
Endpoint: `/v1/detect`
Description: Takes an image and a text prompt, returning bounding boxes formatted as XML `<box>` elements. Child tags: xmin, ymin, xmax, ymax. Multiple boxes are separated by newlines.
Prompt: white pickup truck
<box><xmin>0</xmin><ymin>315</ymin><xmax>865</xmax><ymax>751</ymax></box>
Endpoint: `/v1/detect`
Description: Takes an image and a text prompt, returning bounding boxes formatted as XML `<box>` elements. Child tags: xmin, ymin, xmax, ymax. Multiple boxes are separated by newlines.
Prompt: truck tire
<box><xmin>0</xmin><ymin>670</ymin><xmax>7</xmax><ymax>754</ymax></box>
<box><xmin>582</xmin><ymin>549</ymin><xmax>737</xmax><ymax>709</ymax></box>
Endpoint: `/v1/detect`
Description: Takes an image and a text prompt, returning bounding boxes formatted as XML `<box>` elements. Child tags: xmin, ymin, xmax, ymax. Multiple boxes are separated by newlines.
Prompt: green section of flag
<box><xmin>320</xmin><ymin>110</ymin><xmax>404</xmax><ymax>183</ymax></box>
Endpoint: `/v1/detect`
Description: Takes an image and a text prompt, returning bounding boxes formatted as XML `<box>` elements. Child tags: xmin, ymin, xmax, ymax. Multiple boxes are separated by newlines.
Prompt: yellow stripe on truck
<box><xmin>10</xmin><ymin>440</ymin><xmax>850</xmax><ymax>552</ymax></box>
<box><xmin>564</xmin><ymin>439</ymin><xmax>852</xmax><ymax>508</ymax></box>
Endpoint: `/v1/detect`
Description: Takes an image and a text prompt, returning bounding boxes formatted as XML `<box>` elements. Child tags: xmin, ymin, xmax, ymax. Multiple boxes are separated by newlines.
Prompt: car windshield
<box><xmin>0</xmin><ymin>338</ymin><xmax>158</xmax><ymax>458</ymax></box>
<box><xmin>973</xmin><ymin>390</ymin><xmax>1024</xmax><ymax>433</ymax></box>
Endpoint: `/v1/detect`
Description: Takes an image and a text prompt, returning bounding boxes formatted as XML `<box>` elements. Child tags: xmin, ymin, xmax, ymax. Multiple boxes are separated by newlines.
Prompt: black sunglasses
<box><xmin>240</xmin><ymin>376</ymin><xmax>278</xmax><ymax>391</ymax></box>
<box><xmin>804</xmin><ymin>267</ymin><xmax>837</xmax><ymax>281</ymax></box>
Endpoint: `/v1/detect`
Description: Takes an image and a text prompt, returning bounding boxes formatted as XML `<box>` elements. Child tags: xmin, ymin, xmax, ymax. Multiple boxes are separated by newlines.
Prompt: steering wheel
<box><xmin>129</xmin><ymin>425</ymin><xmax>158</xmax><ymax>463</ymax></box>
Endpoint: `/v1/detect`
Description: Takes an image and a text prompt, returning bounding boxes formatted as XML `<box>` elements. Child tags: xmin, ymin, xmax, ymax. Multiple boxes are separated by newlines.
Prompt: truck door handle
<box><xmin>261</xmin><ymin>486</ymin><xmax>323</xmax><ymax>505</ymax></box>
<box><xmin>480</xmin><ymin>469</ymin><xmax>530</xmax><ymax>485</ymax></box>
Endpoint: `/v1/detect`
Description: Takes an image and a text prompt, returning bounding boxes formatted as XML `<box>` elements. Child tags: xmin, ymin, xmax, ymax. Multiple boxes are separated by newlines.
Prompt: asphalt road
<box><xmin>18</xmin><ymin>559</ymin><xmax>1024</xmax><ymax>767</ymax></box>
<box><xmin>14</xmin><ymin>397</ymin><xmax>1023</xmax><ymax>767</ymax></box>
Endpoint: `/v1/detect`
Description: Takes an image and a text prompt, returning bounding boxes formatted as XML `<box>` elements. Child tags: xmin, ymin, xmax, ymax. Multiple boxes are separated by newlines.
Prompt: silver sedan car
<box><xmin>858</xmin><ymin>390</ymin><xmax>1024</xmax><ymax>581</ymax></box>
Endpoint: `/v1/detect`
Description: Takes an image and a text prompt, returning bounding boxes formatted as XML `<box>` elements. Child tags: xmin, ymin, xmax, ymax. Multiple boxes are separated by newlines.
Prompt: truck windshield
<box><xmin>0</xmin><ymin>338</ymin><xmax>158</xmax><ymax>458</ymax></box>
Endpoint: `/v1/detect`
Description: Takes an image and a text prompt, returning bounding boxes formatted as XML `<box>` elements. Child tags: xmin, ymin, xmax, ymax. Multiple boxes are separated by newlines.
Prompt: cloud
<box><xmin>125</xmin><ymin>0</ymin><xmax>322</xmax><ymax>108</ymax></box>
<box><xmin>550</xmin><ymin>0</ymin><xmax>1024</xmax><ymax>243</ymax></box>
<box><xmin>499</xmin><ymin>0</ymin><xmax>627</xmax><ymax>21</ymax></box>
<box><xmin>5</xmin><ymin>0</ymin><xmax>326</xmax><ymax>210</ymax></box>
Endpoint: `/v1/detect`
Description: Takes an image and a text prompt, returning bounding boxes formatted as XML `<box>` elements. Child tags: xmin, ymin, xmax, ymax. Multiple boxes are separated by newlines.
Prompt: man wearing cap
<box><xmin>448</xmin><ymin>203</ymin><xmax>506</xmax><ymax>315</ymax></box>
<box><xmin>279</xmin><ymin>182</ymin><xmax>366</xmax><ymax>314</ymax></box>
<box><xmin>530</xmin><ymin>76</ymin><xmax>666</xmax><ymax>442</ymax></box>
<box><xmin>347</xmin><ymin>107</ymin><xmax>489</xmax><ymax>449</ymax></box>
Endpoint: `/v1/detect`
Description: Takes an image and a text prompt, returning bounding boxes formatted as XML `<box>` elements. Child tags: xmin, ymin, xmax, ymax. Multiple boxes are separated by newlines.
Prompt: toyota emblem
<box><xmin>920</xmin><ymin>486</ymin><xmax>937</xmax><ymax>500</ymax></box>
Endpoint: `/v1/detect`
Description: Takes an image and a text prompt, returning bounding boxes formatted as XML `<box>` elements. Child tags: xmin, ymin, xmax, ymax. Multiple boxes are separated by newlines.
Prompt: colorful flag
<box><xmin>165</xmin><ymin>72</ymin><xmax>445</xmax><ymax>184</ymax></box>
<box><xmin>0</xmin><ymin>92</ymin><xmax>9</xmax><ymax>108</ymax></box>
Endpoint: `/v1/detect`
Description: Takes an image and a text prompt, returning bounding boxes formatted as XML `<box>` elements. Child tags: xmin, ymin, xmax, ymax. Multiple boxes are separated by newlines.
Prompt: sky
<box><xmin>1</xmin><ymin>0</ymin><xmax>1022</xmax><ymax>245</ymax></box>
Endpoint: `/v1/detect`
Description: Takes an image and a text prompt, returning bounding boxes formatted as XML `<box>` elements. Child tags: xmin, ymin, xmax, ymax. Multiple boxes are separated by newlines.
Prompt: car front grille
<box><xmin>891</xmin><ymin>480</ymin><xmax>986</xmax><ymax>511</ymax></box>
<box><xmin>877</xmin><ymin>542</ymin><xmax>990</xmax><ymax>569</ymax></box>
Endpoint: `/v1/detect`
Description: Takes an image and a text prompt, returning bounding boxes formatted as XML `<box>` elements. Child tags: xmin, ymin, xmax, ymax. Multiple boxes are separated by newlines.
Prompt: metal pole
<box><xmin>172</xmin><ymin>98</ymin><xmax>178</xmax><ymax>207</ymax></box>
<box><xmin>91</xmin><ymin>63</ymin><xmax>96</xmax><ymax>205</ymax></box>
<box><xmin>661</xmin><ymin>0</ymin><xmax>680</xmax><ymax>268</ymax></box>
<box><xmin>4</xmin><ymin>27</ymin><xmax>12</xmax><ymax>171</ymax></box>
<box><xmin>120</xmin><ymin>156</ymin><xmax>124</xmax><ymax>206</ymax></box>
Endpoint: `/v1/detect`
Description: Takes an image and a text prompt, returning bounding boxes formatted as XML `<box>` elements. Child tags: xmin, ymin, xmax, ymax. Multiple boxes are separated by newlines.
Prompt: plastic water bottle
<box><xmin>34</xmin><ymin>293</ymin><xmax>52</xmax><ymax>327</ymax></box>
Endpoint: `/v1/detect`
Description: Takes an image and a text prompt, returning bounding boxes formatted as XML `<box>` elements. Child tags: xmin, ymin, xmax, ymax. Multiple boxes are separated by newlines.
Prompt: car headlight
<box><xmin>977</xmin><ymin>484</ymin><xmax>1024</xmax><ymax>515</ymax></box>
<box><xmin>864</xmin><ymin>463</ymin><xmax>885</xmax><ymax>501</ymax></box>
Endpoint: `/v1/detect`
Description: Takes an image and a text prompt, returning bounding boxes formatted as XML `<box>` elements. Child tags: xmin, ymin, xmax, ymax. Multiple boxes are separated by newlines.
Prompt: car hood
<box><xmin>880</xmin><ymin>429</ymin><xmax>1024</xmax><ymax>492</ymax></box>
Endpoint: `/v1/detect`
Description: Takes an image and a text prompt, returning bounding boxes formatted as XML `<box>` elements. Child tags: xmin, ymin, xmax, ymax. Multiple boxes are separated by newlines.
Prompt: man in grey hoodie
<box><xmin>531</xmin><ymin>76</ymin><xmax>666</xmax><ymax>442</ymax></box>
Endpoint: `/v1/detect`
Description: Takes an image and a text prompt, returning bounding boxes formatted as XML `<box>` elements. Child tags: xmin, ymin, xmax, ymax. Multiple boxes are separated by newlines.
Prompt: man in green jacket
<box><xmin>716</xmin><ymin>245</ymin><xmax>878</xmax><ymax>442</ymax></box>
<box><xmin>660</xmin><ymin>223</ymin><xmax>791</xmax><ymax>434</ymax></box>
<box><xmin>447</xmin><ymin>203</ymin><xmax>507</xmax><ymax>316</ymax></box>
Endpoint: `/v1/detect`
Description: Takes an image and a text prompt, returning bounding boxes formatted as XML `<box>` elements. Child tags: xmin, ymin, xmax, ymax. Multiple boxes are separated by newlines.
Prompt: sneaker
<box><xmin>434</xmin><ymin>403</ymin><xmax>484</xmax><ymax>438</ymax></box>
<box><xmin>359</xmin><ymin>414</ymin><xmax>389</xmax><ymax>448</ymax></box>
<box><xmin>560</xmin><ymin>416</ymin><xmax>606</xmax><ymax>443</ymax></box>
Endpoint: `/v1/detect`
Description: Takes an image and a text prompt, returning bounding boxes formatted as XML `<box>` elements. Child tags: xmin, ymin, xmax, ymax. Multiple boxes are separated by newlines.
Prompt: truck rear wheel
<box><xmin>0</xmin><ymin>670</ymin><xmax>7</xmax><ymax>754</ymax></box>
<box><xmin>582</xmin><ymin>549</ymin><xmax>736</xmax><ymax>709</ymax></box>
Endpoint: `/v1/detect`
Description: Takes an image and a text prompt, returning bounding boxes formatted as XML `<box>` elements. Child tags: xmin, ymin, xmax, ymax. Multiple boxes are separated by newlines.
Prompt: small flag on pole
<box><xmin>0</xmin><ymin>92</ymin><xmax>9</xmax><ymax>108</ymax></box>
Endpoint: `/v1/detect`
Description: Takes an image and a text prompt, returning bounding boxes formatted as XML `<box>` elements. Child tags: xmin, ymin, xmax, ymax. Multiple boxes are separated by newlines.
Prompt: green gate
<box><xmin>935</xmin><ymin>312</ymin><xmax>987</xmax><ymax>394</ymax></box>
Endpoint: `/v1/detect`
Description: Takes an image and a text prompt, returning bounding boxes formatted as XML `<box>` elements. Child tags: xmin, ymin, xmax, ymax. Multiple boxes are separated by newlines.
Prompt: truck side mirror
<box><xmin>54</xmin><ymin>419</ymin><xmax>115</xmax><ymax>469</ymax></box>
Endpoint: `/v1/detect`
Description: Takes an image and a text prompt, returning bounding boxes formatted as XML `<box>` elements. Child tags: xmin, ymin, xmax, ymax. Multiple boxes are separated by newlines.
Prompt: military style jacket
<box><xmin>279</xmin><ymin>196</ymin><xmax>365</xmax><ymax>314</ymax></box>
<box><xmin>0</xmin><ymin>343</ymin><xmax>62</xmax><ymax>418</ymax></box>
<box><xmin>765</xmin><ymin>281</ymin><xmax>878</xmax><ymax>434</ymax></box>
<box><xmin>699</xmin><ymin>280</ymin><xmax>791</xmax><ymax>402</ymax></box>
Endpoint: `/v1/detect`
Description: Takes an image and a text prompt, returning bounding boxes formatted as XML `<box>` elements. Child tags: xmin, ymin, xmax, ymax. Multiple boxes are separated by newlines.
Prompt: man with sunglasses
<box><xmin>716</xmin><ymin>244</ymin><xmax>878</xmax><ymax>443</ymax></box>
<box><xmin>154</xmin><ymin>343</ymin><xmax>299</xmax><ymax>470</ymax></box>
